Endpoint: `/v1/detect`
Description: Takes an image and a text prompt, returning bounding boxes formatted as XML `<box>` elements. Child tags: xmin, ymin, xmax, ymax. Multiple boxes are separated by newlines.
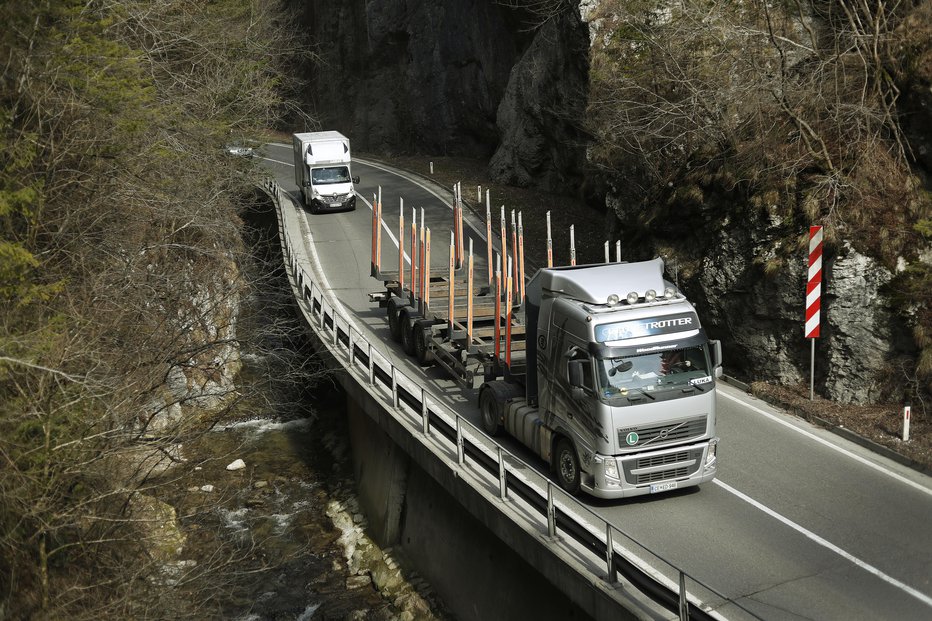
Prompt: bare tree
<box><xmin>0</xmin><ymin>1</ymin><xmax>324</xmax><ymax>618</ymax></box>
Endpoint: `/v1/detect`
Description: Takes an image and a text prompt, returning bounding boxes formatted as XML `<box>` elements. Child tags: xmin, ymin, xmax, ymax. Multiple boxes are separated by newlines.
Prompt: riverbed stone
<box><xmin>346</xmin><ymin>574</ymin><xmax>371</xmax><ymax>590</ymax></box>
<box><xmin>128</xmin><ymin>493</ymin><xmax>186</xmax><ymax>564</ymax></box>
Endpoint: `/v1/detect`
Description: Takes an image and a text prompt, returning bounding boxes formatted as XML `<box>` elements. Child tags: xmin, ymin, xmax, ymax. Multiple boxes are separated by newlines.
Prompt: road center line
<box><xmin>718</xmin><ymin>389</ymin><xmax>932</xmax><ymax>498</ymax></box>
<box><xmin>714</xmin><ymin>479</ymin><xmax>932</xmax><ymax>608</ymax></box>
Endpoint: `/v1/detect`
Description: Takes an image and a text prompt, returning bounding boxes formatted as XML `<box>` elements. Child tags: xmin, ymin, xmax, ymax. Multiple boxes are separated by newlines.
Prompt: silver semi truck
<box><xmin>480</xmin><ymin>259</ymin><xmax>721</xmax><ymax>498</ymax></box>
<box><xmin>372</xmin><ymin>229</ymin><xmax>720</xmax><ymax>498</ymax></box>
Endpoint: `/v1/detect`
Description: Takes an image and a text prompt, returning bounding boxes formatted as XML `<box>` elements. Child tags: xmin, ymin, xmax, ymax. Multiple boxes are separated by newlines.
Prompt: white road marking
<box><xmin>718</xmin><ymin>389</ymin><xmax>932</xmax><ymax>498</ymax></box>
<box><xmin>714</xmin><ymin>479</ymin><xmax>932</xmax><ymax>608</ymax></box>
<box><xmin>355</xmin><ymin>157</ymin><xmax>455</xmax><ymax>211</ymax></box>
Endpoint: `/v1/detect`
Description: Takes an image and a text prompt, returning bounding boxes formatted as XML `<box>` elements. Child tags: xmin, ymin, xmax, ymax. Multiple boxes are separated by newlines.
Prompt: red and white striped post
<box><xmin>806</xmin><ymin>225</ymin><xmax>823</xmax><ymax>400</ymax></box>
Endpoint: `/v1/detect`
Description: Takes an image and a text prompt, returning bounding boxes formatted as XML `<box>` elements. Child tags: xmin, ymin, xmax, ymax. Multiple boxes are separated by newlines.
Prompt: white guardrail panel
<box><xmin>261</xmin><ymin>179</ymin><xmax>760</xmax><ymax>621</ymax></box>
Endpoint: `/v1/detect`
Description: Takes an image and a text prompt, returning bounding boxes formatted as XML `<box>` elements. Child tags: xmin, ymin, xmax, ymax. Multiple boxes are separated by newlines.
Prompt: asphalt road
<box><xmin>260</xmin><ymin>143</ymin><xmax>932</xmax><ymax>621</ymax></box>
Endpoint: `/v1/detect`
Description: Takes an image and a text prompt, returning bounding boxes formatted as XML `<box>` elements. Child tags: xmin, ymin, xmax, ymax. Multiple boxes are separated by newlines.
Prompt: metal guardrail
<box><xmin>261</xmin><ymin>178</ymin><xmax>761</xmax><ymax>621</ymax></box>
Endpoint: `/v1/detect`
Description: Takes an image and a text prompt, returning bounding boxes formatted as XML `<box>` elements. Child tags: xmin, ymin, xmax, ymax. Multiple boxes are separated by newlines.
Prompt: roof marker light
<box><xmin>626</xmin><ymin>292</ymin><xmax>640</xmax><ymax>305</ymax></box>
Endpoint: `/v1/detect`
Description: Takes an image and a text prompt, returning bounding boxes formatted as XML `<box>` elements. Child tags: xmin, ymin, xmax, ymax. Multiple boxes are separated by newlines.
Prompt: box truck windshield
<box><xmin>311</xmin><ymin>166</ymin><xmax>352</xmax><ymax>185</ymax></box>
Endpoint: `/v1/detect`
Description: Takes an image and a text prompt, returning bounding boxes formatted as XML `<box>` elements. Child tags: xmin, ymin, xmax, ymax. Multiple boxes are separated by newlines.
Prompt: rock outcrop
<box><xmin>295</xmin><ymin>0</ymin><xmax>590</xmax><ymax>193</ymax></box>
<box><xmin>487</xmin><ymin>10</ymin><xmax>590</xmax><ymax>191</ymax></box>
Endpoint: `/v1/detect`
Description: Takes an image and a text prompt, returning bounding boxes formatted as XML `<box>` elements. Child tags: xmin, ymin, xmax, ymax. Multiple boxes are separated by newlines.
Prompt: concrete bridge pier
<box><xmin>346</xmin><ymin>399</ymin><xmax>596</xmax><ymax>621</ymax></box>
<box><xmin>347</xmin><ymin>398</ymin><xmax>409</xmax><ymax>546</ymax></box>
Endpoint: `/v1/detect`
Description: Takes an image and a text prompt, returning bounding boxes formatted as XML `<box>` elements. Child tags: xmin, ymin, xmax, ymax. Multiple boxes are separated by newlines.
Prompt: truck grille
<box><xmin>622</xmin><ymin>447</ymin><xmax>704</xmax><ymax>485</ymax></box>
<box><xmin>618</xmin><ymin>415</ymin><xmax>707</xmax><ymax>449</ymax></box>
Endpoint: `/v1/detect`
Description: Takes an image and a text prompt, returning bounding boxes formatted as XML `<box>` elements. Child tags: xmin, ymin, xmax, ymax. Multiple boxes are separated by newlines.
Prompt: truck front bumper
<box><xmin>311</xmin><ymin>194</ymin><xmax>356</xmax><ymax>212</ymax></box>
<box><xmin>581</xmin><ymin>438</ymin><xmax>718</xmax><ymax>500</ymax></box>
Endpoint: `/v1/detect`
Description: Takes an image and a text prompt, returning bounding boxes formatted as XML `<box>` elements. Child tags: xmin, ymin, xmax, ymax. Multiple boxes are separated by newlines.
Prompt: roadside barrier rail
<box><xmin>262</xmin><ymin>178</ymin><xmax>761</xmax><ymax>621</ymax></box>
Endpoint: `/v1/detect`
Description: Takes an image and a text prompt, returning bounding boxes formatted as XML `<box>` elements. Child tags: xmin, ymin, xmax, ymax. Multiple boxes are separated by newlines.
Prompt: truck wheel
<box><xmin>399</xmin><ymin>311</ymin><xmax>417</xmax><ymax>356</ymax></box>
<box><xmin>387</xmin><ymin>299</ymin><xmax>403</xmax><ymax>342</ymax></box>
<box><xmin>479</xmin><ymin>387</ymin><xmax>503</xmax><ymax>436</ymax></box>
<box><xmin>413</xmin><ymin>321</ymin><xmax>434</xmax><ymax>366</ymax></box>
<box><xmin>554</xmin><ymin>438</ymin><xmax>581</xmax><ymax>496</ymax></box>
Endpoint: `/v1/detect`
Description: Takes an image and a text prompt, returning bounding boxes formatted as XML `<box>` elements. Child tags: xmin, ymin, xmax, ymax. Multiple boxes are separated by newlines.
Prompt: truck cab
<box><xmin>519</xmin><ymin>258</ymin><xmax>720</xmax><ymax>498</ymax></box>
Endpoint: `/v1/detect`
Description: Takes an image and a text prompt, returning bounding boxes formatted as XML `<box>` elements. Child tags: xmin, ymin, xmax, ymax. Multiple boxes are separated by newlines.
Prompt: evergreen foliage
<box><xmin>0</xmin><ymin>1</ymin><xmax>310</xmax><ymax>617</ymax></box>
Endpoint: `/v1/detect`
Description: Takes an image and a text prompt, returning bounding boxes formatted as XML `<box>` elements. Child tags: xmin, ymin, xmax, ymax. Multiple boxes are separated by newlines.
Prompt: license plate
<box><xmin>649</xmin><ymin>481</ymin><xmax>678</xmax><ymax>494</ymax></box>
<box><xmin>329</xmin><ymin>202</ymin><xmax>341</xmax><ymax>208</ymax></box>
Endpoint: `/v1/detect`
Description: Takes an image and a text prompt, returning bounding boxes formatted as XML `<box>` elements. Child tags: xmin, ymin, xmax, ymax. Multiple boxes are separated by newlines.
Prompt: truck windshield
<box><xmin>311</xmin><ymin>166</ymin><xmax>351</xmax><ymax>185</ymax></box>
<box><xmin>596</xmin><ymin>345</ymin><xmax>712</xmax><ymax>403</ymax></box>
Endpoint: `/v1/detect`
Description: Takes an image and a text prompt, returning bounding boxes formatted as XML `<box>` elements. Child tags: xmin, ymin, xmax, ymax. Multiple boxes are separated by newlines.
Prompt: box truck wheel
<box><xmin>387</xmin><ymin>299</ymin><xmax>403</xmax><ymax>342</ymax></box>
<box><xmin>554</xmin><ymin>438</ymin><xmax>581</xmax><ymax>495</ymax></box>
<box><xmin>413</xmin><ymin>321</ymin><xmax>434</xmax><ymax>366</ymax></box>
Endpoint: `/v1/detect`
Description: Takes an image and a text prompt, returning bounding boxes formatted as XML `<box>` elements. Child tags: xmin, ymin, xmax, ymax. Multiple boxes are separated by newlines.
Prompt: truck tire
<box><xmin>399</xmin><ymin>311</ymin><xmax>417</xmax><ymax>356</ymax></box>
<box><xmin>413</xmin><ymin>321</ymin><xmax>434</xmax><ymax>366</ymax></box>
<box><xmin>479</xmin><ymin>386</ymin><xmax>504</xmax><ymax>436</ymax></box>
<box><xmin>554</xmin><ymin>438</ymin><xmax>581</xmax><ymax>496</ymax></box>
<box><xmin>387</xmin><ymin>299</ymin><xmax>403</xmax><ymax>342</ymax></box>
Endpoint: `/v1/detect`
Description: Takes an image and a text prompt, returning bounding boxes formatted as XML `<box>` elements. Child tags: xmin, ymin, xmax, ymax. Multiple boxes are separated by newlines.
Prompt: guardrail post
<box><xmin>421</xmin><ymin>388</ymin><xmax>429</xmax><ymax>436</ymax></box>
<box><xmin>348</xmin><ymin>326</ymin><xmax>354</xmax><ymax>364</ymax></box>
<box><xmin>391</xmin><ymin>367</ymin><xmax>399</xmax><ymax>409</ymax></box>
<box><xmin>678</xmin><ymin>571</ymin><xmax>689</xmax><ymax>620</ymax></box>
<box><xmin>547</xmin><ymin>483</ymin><xmax>557</xmax><ymax>539</ymax></box>
<box><xmin>605</xmin><ymin>524</ymin><xmax>616</xmax><ymax>584</ymax></box>
<box><xmin>456</xmin><ymin>417</ymin><xmax>464</xmax><ymax>465</ymax></box>
<box><xmin>497</xmin><ymin>447</ymin><xmax>507</xmax><ymax>500</ymax></box>
<box><xmin>367</xmin><ymin>343</ymin><xmax>374</xmax><ymax>385</ymax></box>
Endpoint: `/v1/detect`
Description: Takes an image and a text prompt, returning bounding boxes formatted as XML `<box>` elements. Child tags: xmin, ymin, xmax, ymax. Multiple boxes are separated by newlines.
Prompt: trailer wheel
<box><xmin>554</xmin><ymin>438</ymin><xmax>581</xmax><ymax>496</ymax></box>
<box><xmin>479</xmin><ymin>387</ymin><xmax>503</xmax><ymax>436</ymax></box>
<box><xmin>387</xmin><ymin>299</ymin><xmax>403</xmax><ymax>342</ymax></box>
<box><xmin>413</xmin><ymin>321</ymin><xmax>434</xmax><ymax>366</ymax></box>
<box><xmin>399</xmin><ymin>311</ymin><xmax>417</xmax><ymax>356</ymax></box>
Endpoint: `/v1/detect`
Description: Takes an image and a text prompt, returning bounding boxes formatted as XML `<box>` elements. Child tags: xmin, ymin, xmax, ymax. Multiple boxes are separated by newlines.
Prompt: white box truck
<box><xmin>292</xmin><ymin>131</ymin><xmax>359</xmax><ymax>213</ymax></box>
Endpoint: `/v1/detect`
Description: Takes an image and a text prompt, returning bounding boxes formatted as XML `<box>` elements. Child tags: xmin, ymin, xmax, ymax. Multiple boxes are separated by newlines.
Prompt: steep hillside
<box><xmin>584</xmin><ymin>0</ymin><xmax>931</xmax><ymax>406</ymax></box>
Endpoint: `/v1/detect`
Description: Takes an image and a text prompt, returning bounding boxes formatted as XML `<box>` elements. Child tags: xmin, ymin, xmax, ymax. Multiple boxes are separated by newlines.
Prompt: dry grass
<box><xmin>751</xmin><ymin>382</ymin><xmax>931</xmax><ymax>473</ymax></box>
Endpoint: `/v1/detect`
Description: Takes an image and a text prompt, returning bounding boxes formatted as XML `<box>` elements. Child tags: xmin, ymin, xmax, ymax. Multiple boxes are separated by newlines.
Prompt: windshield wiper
<box><xmin>625</xmin><ymin>387</ymin><xmax>656</xmax><ymax>401</ymax></box>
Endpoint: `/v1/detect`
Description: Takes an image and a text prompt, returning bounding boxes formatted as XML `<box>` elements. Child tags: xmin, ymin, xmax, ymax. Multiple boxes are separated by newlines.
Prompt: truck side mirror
<box><xmin>710</xmin><ymin>340</ymin><xmax>723</xmax><ymax>378</ymax></box>
<box><xmin>352</xmin><ymin>176</ymin><xmax>360</xmax><ymax>184</ymax></box>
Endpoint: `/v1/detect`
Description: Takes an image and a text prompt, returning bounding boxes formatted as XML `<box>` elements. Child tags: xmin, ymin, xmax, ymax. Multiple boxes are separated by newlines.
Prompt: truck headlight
<box><xmin>706</xmin><ymin>439</ymin><xmax>718</xmax><ymax>465</ymax></box>
<box><xmin>603</xmin><ymin>457</ymin><xmax>619</xmax><ymax>480</ymax></box>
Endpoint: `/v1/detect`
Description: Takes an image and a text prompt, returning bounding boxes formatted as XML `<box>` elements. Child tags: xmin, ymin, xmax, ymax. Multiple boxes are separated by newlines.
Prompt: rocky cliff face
<box><xmin>294</xmin><ymin>0</ymin><xmax>590</xmax><ymax>193</ymax></box>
